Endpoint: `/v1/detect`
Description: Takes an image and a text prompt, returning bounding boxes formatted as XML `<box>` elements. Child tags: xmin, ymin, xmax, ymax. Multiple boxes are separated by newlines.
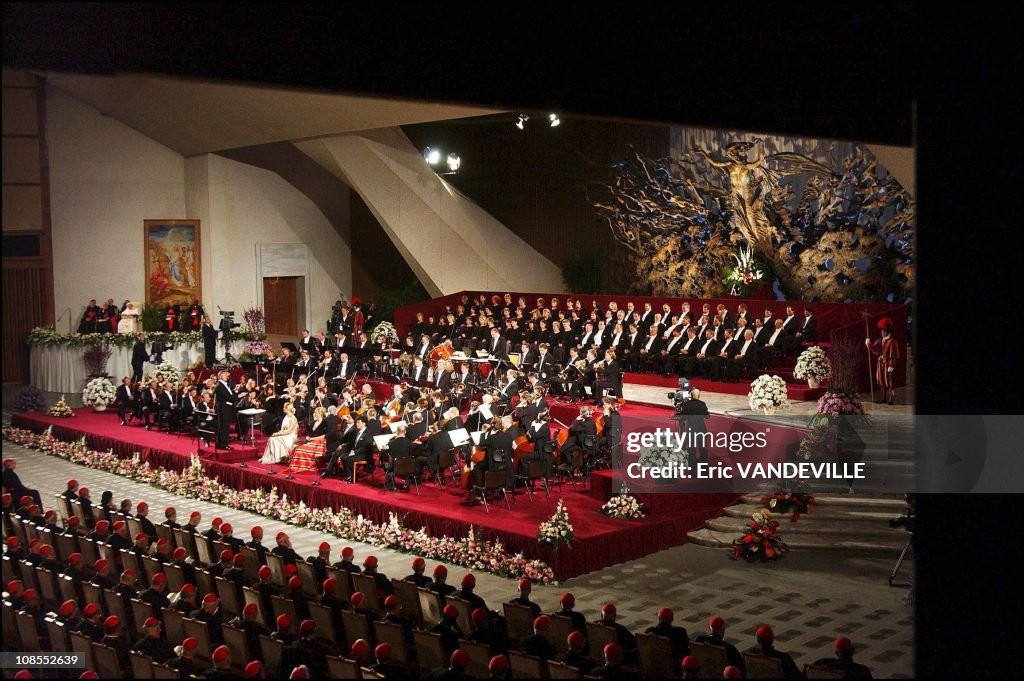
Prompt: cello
<box><xmin>461</xmin><ymin>426</ymin><xmax>489</xmax><ymax>491</ymax></box>
<box><xmin>551</xmin><ymin>417</ymin><xmax>572</xmax><ymax>462</ymax></box>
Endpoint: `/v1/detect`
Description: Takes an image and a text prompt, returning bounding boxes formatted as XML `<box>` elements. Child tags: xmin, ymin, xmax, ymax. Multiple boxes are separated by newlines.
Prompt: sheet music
<box><xmin>388</xmin><ymin>420</ymin><xmax>407</xmax><ymax>433</ymax></box>
<box><xmin>477</xmin><ymin>405</ymin><xmax>492</xmax><ymax>420</ymax></box>
<box><xmin>373</xmin><ymin>434</ymin><xmax>395</xmax><ymax>450</ymax></box>
<box><xmin>470</xmin><ymin>431</ymin><xmax>484</xmax><ymax>445</ymax></box>
<box><xmin>238</xmin><ymin>408</ymin><xmax>266</xmax><ymax>416</ymax></box>
<box><xmin>448</xmin><ymin>428</ymin><xmax>470</xmax><ymax>447</ymax></box>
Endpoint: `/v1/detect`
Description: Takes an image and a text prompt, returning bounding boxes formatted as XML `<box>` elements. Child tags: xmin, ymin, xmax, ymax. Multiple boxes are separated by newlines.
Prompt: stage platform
<box><xmin>10</xmin><ymin>405</ymin><xmax>736</xmax><ymax>580</ymax></box>
<box><xmin>622</xmin><ymin>371</ymin><xmax>825</xmax><ymax>402</ymax></box>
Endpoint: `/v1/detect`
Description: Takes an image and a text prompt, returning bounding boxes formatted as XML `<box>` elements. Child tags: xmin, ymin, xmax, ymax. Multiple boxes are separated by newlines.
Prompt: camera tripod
<box><xmin>888</xmin><ymin>531</ymin><xmax>913</xmax><ymax>586</ymax></box>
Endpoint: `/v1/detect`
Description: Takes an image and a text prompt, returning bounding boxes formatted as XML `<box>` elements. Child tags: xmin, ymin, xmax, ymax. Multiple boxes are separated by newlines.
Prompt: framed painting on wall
<box><xmin>144</xmin><ymin>219</ymin><xmax>201</xmax><ymax>306</ymax></box>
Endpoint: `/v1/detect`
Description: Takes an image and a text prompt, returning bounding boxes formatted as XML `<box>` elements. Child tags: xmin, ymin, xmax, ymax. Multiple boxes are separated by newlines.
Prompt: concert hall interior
<box><xmin>3</xmin><ymin>4</ymin><xmax>973</xmax><ymax>679</ymax></box>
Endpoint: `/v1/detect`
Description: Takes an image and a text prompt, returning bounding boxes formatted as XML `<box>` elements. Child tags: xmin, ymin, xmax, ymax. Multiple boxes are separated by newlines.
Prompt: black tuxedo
<box><xmin>116</xmin><ymin>384</ymin><xmax>138</xmax><ymax>423</ymax></box>
<box><xmin>751</xmin><ymin>326</ymin><xmax>771</xmax><ymax>345</ymax></box>
<box><xmin>594</xmin><ymin>359</ymin><xmax>623</xmax><ymax>399</ymax></box>
<box><xmin>535</xmin><ymin>352</ymin><xmax>556</xmax><ymax>378</ymax></box>
<box><xmin>202</xmin><ymin>322</ymin><xmax>218</xmax><ymax>366</ymax></box>
<box><xmin>341</xmin><ymin>428</ymin><xmax>374</xmax><ymax>479</ymax></box>
<box><xmin>214</xmin><ymin>380</ymin><xmax>237</xmax><ymax>448</ymax></box>
<box><xmin>131</xmin><ymin>340</ymin><xmax>148</xmax><ymax>382</ymax></box>
<box><xmin>480</xmin><ymin>429</ymin><xmax>515</xmax><ymax>486</ymax></box>
<box><xmin>781</xmin><ymin>315</ymin><xmax>799</xmax><ymax>335</ymax></box>
<box><xmin>797</xmin><ymin>315</ymin><xmax>817</xmax><ymax>341</ymax></box>
<box><xmin>488</xmin><ymin>335</ymin><xmax>508</xmax><ymax>360</ymax></box>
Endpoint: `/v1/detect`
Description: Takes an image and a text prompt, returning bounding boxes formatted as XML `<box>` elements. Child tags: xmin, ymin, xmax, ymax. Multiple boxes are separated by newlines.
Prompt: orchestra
<box><xmin>77</xmin><ymin>292</ymin><xmax>849</xmax><ymax>507</ymax></box>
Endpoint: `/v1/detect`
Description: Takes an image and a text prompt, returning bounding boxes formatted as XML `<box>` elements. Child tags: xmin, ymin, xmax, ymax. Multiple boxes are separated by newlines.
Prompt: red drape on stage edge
<box><xmin>393</xmin><ymin>290</ymin><xmax>909</xmax><ymax>389</ymax></box>
<box><xmin>9</xmin><ymin>409</ymin><xmax>744</xmax><ymax>579</ymax></box>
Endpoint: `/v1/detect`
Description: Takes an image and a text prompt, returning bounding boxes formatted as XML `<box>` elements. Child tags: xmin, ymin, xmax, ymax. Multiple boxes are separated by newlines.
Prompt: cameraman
<box><xmin>680</xmin><ymin>387</ymin><xmax>710</xmax><ymax>465</ymax></box>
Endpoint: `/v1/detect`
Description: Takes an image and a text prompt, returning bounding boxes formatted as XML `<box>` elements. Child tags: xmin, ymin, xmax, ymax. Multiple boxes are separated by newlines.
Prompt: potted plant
<box><xmin>15</xmin><ymin>385</ymin><xmax>46</xmax><ymax>412</ymax></box>
<box><xmin>82</xmin><ymin>377</ymin><xmax>117</xmax><ymax>411</ymax></box>
<box><xmin>748</xmin><ymin>374</ymin><xmax>790</xmax><ymax>415</ymax></box>
<box><xmin>793</xmin><ymin>345</ymin><xmax>831</xmax><ymax>389</ymax></box>
<box><xmin>82</xmin><ymin>344</ymin><xmax>113</xmax><ymax>378</ymax></box>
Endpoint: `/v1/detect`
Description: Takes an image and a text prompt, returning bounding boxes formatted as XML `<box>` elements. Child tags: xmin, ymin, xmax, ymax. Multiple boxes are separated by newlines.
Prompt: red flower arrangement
<box><xmin>731</xmin><ymin>512</ymin><xmax>789</xmax><ymax>562</ymax></box>
<box><xmin>760</xmin><ymin>491</ymin><xmax>816</xmax><ymax>522</ymax></box>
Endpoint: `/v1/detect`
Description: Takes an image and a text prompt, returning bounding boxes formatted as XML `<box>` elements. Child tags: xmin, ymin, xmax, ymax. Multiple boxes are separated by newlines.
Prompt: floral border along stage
<box><xmin>1</xmin><ymin>426</ymin><xmax>555</xmax><ymax>584</ymax></box>
<box><xmin>27</xmin><ymin>326</ymin><xmax>262</xmax><ymax>349</ymax></box>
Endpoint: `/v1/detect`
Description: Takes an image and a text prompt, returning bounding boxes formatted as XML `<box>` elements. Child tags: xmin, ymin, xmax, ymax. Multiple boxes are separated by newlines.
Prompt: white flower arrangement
<box><xmin>793</xmin><ymin>346</ymin><xmax>832</xmax><ymax>382</ymax></box>
<box><xmin>152</xmin><ymin>361</ymin><xmax>181</xmax><ymax>384</ymax></box>
<box><xmin>82</xmin><ymin>377</ymin><xmax>117</xmax><ymax>407</ymax></box>
<box><xmin>637</xmin><ymin>445</ymin><xmax>689</xmax><ymax>470</ymax></box>
<box><xmin>748</xmin><ymin>374</ymin><xmax>791</xmax><ymax>412</ymax></box>
<box><xmin>369</xmin><ymin>321</ymin><xmax>399</xmax><ymax>347</ymax></box>
<box><xmin>537</xmin><ymin>499</ymin><xmax>575</xmax><ymax>548</ymax></box>
<box><xmin>601</xmin><ymin>486</ymin><xmax>647</xmax><ymax>520</ymax></box>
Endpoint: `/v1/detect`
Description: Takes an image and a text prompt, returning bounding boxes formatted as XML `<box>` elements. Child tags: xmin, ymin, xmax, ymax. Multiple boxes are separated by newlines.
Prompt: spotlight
<box><xmin>446</xmin><ymin>153</ymin><xmax>461</xmax><ymax>172</ymax></box>
<box><xmin>548</xmin><ymin>113</ymin><xmax>561</xmax><ymax>127</ymax></box>
<box><xmin>423</xmin><ymin>147</ymin><xmax>441</xmax><ymax>165</ymax></box>
<box><xmin>515</xmin><ymin>114</ymin><xmax>529</xmax><ymax>130</ymax></box>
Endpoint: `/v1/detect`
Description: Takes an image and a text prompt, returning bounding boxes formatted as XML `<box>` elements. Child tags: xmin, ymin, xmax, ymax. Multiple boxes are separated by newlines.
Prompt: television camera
<box><xmin>668</xmin><ymin>377</ymin><xmax>692</xmax><ymax>414</ymax></box>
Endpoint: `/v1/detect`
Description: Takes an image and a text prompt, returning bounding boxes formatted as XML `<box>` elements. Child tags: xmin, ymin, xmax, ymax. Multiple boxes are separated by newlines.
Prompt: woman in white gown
<box><xmin>261</xmin><ymin>402</ymin><xmax>298</xmax><ymax>465</ymax></box>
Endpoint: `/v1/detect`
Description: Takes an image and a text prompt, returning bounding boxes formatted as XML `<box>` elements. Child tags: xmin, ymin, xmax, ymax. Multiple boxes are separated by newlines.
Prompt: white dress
<box><xmin>261</xmin><ymin>414</ymin><xmax>297</xmax><ymax>464</ymax></box>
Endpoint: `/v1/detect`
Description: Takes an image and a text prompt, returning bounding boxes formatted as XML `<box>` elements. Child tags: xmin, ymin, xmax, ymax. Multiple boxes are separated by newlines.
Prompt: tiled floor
<box><xmin>1</xmin><ymin>398</ymin><xmax>914</xmax><ymax>677</ymax></box>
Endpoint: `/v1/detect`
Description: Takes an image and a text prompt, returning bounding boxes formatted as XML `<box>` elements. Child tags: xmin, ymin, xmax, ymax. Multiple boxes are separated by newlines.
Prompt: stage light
<box><xmin>446</xmin><ymin>153</ymin><xmax>461</xmax><ymax>172</ymax></box>
<box><xmin>423</xmin><ymin>147</ymin><xmax>441</xmax><ymax>165</ymax></box>
<box><xmin>548</xmin><ymin>113</ymin><xmax>561</xmax><ymax>127</ymax></box>
<box><xmin>515</xmin><ymin>114</ymin><xmax>529</xmax><ymax>130</ymax></box>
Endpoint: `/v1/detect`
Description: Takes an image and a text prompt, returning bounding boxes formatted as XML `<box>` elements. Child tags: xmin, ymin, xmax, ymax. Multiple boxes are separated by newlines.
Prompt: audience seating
<box><xmin>744</xmin><ymin>651</ymin><xmax>784</xmax><ymax>678</ymax></box>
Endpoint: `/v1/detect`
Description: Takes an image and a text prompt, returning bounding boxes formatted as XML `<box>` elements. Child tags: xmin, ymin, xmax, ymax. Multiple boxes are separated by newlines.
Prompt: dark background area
<box><xmin>4</xmin><ymin>3</ymin><xmax>1018</xmax><ymax>675</ymax></box>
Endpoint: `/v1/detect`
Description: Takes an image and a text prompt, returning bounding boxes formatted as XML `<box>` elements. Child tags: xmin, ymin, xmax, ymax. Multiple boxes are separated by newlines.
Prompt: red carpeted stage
<box><xmin>10</xmin><ymin>405</ymin><xmax>737</xmax><ymax>580</ymax></box>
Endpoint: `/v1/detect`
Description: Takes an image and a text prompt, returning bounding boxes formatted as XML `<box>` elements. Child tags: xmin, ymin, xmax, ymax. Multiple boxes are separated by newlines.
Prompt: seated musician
<box><xmin>560</xmin><ymin>406</ymin><xmax>598</xmax><ymax>462</ymax></box>
<box><xmin>383</xmin><ymin>424</ymin><xmax>417</xmax><ymax>488</ymax></box>
<box><xmin>694</xmin><ymin>329</ymin><xmax>721</xmax><ymax>377</ymax></box>
<box><xmin>409</xmin><ymin>356</ymin><xmax>429</xmax><ymax>384</ymax></box>
<box><xmin>140</xmin><ymin>379</ymin><xmax>160</xmax><ymax>430</ymax></box>
<box><xmin>521</xmin><ymin>410</ymin><xmax>554</xmax><ymax>477</ymax></box>
<box><xmin>496</xmin><ymin>369</ymin><xmax>521</xmax><ymax>406</ymax></box>
<box><xmin>434</xmin><ymin>359</ymin><xmax>455</xmax><ymax>392</ymax></box>
<box><xmin>592</xmin><ymin>349</ymin><xmax>623</xmax><ymax>404</ymax></box>
<box><xmin>116</xmin><ymin>376</ymin><xmax>139</xmax><ymax>426</ymax></box>
<box><xmin>195</xmin><ymin>392</ymin><xmax>215</xmax><ymax>445</ymax></box>
<box><xmin>477</xmin><ymin>415</ymin><xmax>516</xmax><ymax>489</ymax></box>
<box><xmin>518</xmin><ymin>340</ymin><xmax>538</xmax><ymax>371</ymax></box>
<box><xmin>337</xmin><ymin>415</ymin><xmax>374</xmax><ymax>482</ymax></box>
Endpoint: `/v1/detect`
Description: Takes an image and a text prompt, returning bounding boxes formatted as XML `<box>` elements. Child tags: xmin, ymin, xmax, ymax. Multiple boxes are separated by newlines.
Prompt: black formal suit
<box><xmin>535</xmin><ymin>352</ymin><xmax>557</xmax><ymax>379</ymax></box>
<box><xmin>636</xmin><ymin>333</ymin><xmax>664</xmax><ymax>372</ymax></box>
<box><xmin>797</xmin><ymin>315</ymin><xmax>817</xmax><ymax>342</ymax></box>
<box><xmin>140</xmin><ymin>387</ymin><xmax>159</xmax><ymax>427</ymax></box>
<box><xmin>670</xmin><ymin>335</ymin><xmax>701</xmax><ymax>376</ymax></box>
<box><xmin>131</xmin><ymin>340</ymin><xmax>148</xmax><ymax>382</ymax></box>
<box><xmin>781</xmin><ymin>315</ymin><xmax>799</xmax><ymax>335</ymax></box>
<box><xmin>480</xmin><ymin>428</ymin><xmax>515</xmax><ymax>486</ymax></box>
<box><xmin>214</xmin><ymin>380</ymin><xmax>237</xmax><ymax>448</ymax></box>
<box><xmin>341</xmin><ymin>428</ymin><xmax>374</xmax><ymax>479</ymax></box>
<box><xmin>694</xmin><ymin>337</ymin><xmax>721</xmax><ymax>376</ymax></box>
<box><xmin>518</xmin><ymin>348</ymin><xmax>538</xmax><ymax>371</ymax></box>
<box><xmin>714</xmin><ymin>338</ymin><xmax>741</xmax><ymax>379</ymax></box>
<box><xmin>116</xmin><ymin>384</ymin><xmax>138</xmax><ymax>423</ymax></box>
<box><xmin>560</xmin><ymin>418</ymin><xmax>597</xmax><ymax>459</ymax></box>
<box><xmin>593</xmin><ymin>359</ymin><xmax>622</xmax><ymax>399</ymax></box>
<box><xmin>496</xmin><ymin>378</ymin><xmax>521</xmax><ymax>404</ymax></box>
<box><xmin>719</xmin><ymin>311</ymin><xmax>735</xmax><ymax>330</ymax></box>
<box><xmin>487</xmin><ymin>335</ymin><xmax>508</xmax><ymax>360</ymax></box>
<box><xmin>659</xmin><ymin>334</ymin><xmax>688</xmax><ymax>374</ymax></box>
<box><xmin>201</xmin><ymin>322</ymin><xmax>218</xmax><ymax>366</ymax></box>
<box><xmin>299</xmin><ymin>335</ymin><xmax>316</xmax><ymax>356</ymax></box>
<box><xmin>522</xmin><ymin>421</ymin><xmax>554</xmax><ymax>476</ymax></box>
<box><xmin>751</xmin><ymin>325</ymin><xmax>771</xmax><ymax>346</ymax></box>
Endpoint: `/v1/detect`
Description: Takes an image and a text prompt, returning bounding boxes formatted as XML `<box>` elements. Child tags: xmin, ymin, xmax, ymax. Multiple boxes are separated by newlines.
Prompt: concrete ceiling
<box><xmin>43</xmin><ymin>72</ymin><xmax>503</xmax><ymax>157</ymax></box>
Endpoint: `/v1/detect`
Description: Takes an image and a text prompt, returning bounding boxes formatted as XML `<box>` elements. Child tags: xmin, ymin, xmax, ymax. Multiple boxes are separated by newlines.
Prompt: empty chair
<box><xmin>555</xmin><ymin>451</ymin><xmax>585</xmax><ymax>489</ymax></box>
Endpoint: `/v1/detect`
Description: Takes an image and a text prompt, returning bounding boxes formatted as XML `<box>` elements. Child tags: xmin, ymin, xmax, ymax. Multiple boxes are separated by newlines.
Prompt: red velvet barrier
<box><xmin>394</xmin><ymin>290</ymin><xmax>909</xmax><ymax>390</ymax></box>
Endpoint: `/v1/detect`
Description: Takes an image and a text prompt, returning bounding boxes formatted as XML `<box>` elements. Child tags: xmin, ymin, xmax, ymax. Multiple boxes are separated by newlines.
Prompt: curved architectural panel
<box><xmin>295</xmin><ymin>128</ymin><xmax>563</xmax><ymax>297</ymax></box>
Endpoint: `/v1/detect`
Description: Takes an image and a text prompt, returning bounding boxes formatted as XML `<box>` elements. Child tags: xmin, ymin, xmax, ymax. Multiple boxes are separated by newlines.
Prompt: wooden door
<box><xmin>263</xmin><ymin>277</ymin><xmax>298</xmax><ymax>336</ymax></box>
